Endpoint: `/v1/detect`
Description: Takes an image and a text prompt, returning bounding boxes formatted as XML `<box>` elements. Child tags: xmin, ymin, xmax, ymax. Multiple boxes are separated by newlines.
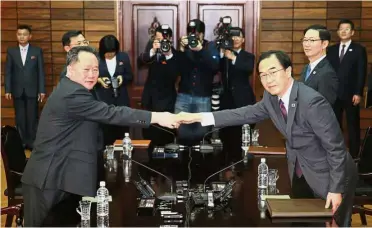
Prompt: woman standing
<box><xmin>96</xmin><ymin>35</ymin><xmax>133</xmax><ymax>145</ymax></box>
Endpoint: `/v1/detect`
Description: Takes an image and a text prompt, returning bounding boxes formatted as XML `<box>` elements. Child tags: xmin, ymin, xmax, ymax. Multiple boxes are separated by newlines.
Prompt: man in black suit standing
<box><xmin>59</xmin><ymin>30</ymin><xmax>89</xmax><ymax>81</ymax></box>
<box><xmin>5</xmin><ymin>24</ymin><xmax>46</xmax><ymax>149</ymax></box>
<box><xmin>21</xmin><ymin>46</ymin><xmax>179</xmax><ymax>226</ymax></box>
<box><xmin>300</xmin><ymin>24</ymin><xmax>338</xmax><ymax>107</ymax></box>
<box><xmin>219</xmin><ymin>27</ymin><xmax>256</xmax><ymax>161</ymax></box>
<box><xmin>327</xmin><ymin>19</ymin><xmax>368</xmax><ymax>158</ymax></box>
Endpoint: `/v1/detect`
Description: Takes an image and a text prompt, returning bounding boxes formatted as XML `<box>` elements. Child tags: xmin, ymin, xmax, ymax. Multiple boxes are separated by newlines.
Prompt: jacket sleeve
<box><xmin>233</xmin><ymin>52</ymin><xmax>255</xmax><ymax>76</ymax></box>
<box><xmin>37</xmin><ymin>48</ymin><xmax>46</xmax><ymax>93</ymax></box>
<box><xmin>355</xmin><ymin>45</ymin><xmax>367</xmax><ymax>96</ymax></box>
<box><xmin>5</xmin><ymin>48</ymin><xmax>13</xmax><ymax>93</ymax></box>
<box><xmin>306</xmin><ymin>96</ymin><xmax>347</xmax><ymax>193</ymax></box>
<box><xmin>122</xmin><ymin>52</ymin><xmax>133</xmax><ymax>83</ymax></box>
<box><xmin>318</xmin><ymin>69</ymin><xmax>338</xmax><ymax>106</ymax></box>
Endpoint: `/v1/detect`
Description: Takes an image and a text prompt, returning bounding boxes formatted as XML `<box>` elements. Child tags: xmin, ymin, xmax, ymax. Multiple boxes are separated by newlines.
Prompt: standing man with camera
<box><xmin>139</xmin><ymin>25</ymin><xmax>180</xmax><ymax>154</ymax></box>
<box><xmin>176</xmin><ymin>19</ymin><xmax>220</xmax><ymax>145</ymax></box>
<box><xmin>218</xmin><ymin>27</ymin><xmax>256</xmax><ymax>161</ymax></box>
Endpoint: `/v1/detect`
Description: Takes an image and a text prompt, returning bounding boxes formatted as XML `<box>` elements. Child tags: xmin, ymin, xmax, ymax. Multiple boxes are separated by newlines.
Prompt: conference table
<box><xmin>45</xmin><ymin>145</ymin><xmax>333</xmax><ymax>227</ymax></box>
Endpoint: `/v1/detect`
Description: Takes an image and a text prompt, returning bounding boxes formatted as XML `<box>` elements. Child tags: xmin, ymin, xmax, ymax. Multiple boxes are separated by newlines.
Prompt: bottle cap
<box><xmin>100</xmin><ymin>181</ymin><xmax>106</xmax><ymax>187</ymax></box>
<box><xmin>261</xmin><ymin>158</ymin><xmax>266</xmax><ymax>163</ymax></box>
<box><xmin>125</xmin><ymin>132</ymin><xmax>129</xmax><ymax>137</ymax></box>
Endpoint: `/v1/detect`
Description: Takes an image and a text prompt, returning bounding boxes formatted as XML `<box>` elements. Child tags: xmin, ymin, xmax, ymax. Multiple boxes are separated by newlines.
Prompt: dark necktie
<box><xmin>339</xmin><ymin>44</ymin><xmax>346</xmax><ymax>62</ymax></box>
<box><xmin>279</xmin><ymin>99</ymin><xmax>302</xmax><ymax>177</ymax></box>
<box><xmin>305</xmin><ymin>64</ymin><xmax>311</xmax><ymax>81</ymax></box>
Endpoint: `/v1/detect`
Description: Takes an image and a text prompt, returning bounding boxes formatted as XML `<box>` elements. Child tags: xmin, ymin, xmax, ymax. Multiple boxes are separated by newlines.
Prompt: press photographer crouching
<box><xmin>96</xmin><ymin>35</ymin><xmax>133</xmax><ymax>145</ymax></box>
<box><xmin>176</xmin><ymin>19</ymin><xmax>220</xmax><ymax>145</ymax></box>
<box><xmin>218</xmin><ymin>27</ymin><xmax>256</xmax><ymax>162</ymax></box>
<box><xmin>139</xmin><ymin>25</ymin><xmax>179</xmax><ymax>155</ymax></box>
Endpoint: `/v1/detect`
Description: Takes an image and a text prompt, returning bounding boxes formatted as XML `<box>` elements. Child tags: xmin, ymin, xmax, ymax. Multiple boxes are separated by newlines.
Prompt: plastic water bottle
<box><xmin>123</xmin><ymin>132</ymin><xmax>132</xmax><ymax>159</ymax></box>
<box><xmin>242</xmin><ymin>124</ymin><xmax>250</xmax><ymax>149</ymax></box>
<box><xmin>97</xmin><ymin>181</ymin><xmax>109</xmax><ymax>227</ymax></box>
<box><xmin>257</xmin><ymin>158</ymin><xmax>268</xmax><ymax>188</ymax></box>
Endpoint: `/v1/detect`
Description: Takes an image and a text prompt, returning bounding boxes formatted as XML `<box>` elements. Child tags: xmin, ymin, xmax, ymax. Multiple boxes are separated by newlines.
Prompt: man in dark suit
<box><xmin>59</xmin><ymin>30</ymin><xmax>90</xmax><ymax>81</ymax></box>
<box><xmin>178</xmin><ymin>50</ymin><xmax>357</xmax><ymax>227</ymax></box>
<box><xmin>300</xmin><ymin>24</ymin><xmax>338</xmax><ymax>107</ymax></box>
<box><xmin>219</xmin><ymin>27</ymin><xmax>256</xmax><ymax>161</ymax></box>
<box><xmin>327</xmin><ymin>19</ymin><xmax>368</xmax><ymax>158</ymax></box>
<box><xmin>5</xmin><ymin>24</ymin><xmax>46</xmax><ymax>149</ymax></box>
<box><xmin>21</xmin><ymin>46</ymin><xmax>179</xmax><ymax>226</ymax></box>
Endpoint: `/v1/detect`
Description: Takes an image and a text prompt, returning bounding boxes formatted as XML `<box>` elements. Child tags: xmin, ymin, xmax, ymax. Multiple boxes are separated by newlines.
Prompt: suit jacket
<box><xmin>21</xmin><ymin>77</ymin><xmax>151</xmax><ymax>197</ymax></box>
<box><xmin>299</xmin><ymin>57</ymin><xmax>338</xmax><ymax>107</ymax></box>
<box><xmin>96</xmin><ymin>52</ymin><xmax>133</xmax><ymax>106</ymax></box>
<box><xmin>60</xmin><ymin>65</ymin><xmax>67</xmax><ymax>81</ymax></box>
<box><xmin>5</xmin><ymin>44</ymin><xmax>45</xmax><ymax>97</ymax></box>
<box><xmin>327</xmin><ymin>42</ymin><xmax>367</xmax><ymax>100</ymax></box>
<box><xmin>139</xmin><ymin>47</ymin><xmax>179</xmax><ymax>112</ymax></box>
<box><xmin>220</xmin><ymin>50</ymin><xmax>256</xmax><ymax>108</ymax></box>
<box><xmin>212</xmin><ymin>81</ymin><xmax>356</xmax><ymax>199</ymax></box>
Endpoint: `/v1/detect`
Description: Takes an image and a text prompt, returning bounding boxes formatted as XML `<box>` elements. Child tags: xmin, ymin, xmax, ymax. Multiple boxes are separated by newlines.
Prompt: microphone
<box><xmin>192</xmin><ymin>127</ymin><xmax>224</xmax><ymax>153</ymax></box>
<box><xmin>202</xmin><ymin>127</ymin><xmax>222</xmax><ymax>144</ymax></box>
<box><xmin>203</xmin><ymin>158</ymin><xmax>244</xmax><ymax>192</ymax></box>
<box><xmin>123</xmin><ymin>154</ymin><xmax>173</xmax><ymax>194</ymax></box>
<box><xmin>151</xmin><ymin>124</ymin><xmax>185</xmax><ymax>151</ymax></box>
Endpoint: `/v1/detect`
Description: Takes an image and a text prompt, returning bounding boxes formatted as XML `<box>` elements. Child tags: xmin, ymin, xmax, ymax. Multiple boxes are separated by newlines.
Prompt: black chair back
<box><xmin>1</xmin><ymin>125</ymin><xmax>27</xmax><ymax>173</ymax></box>
<box><xmin>358</xmin><ymin>127</ymin><xmax>372</xmax><ymax>173</ymax></box>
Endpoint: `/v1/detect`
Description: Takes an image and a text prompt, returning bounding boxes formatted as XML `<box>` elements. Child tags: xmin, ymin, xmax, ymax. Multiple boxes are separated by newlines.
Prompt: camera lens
<box><xmin>160</xmin><ymin>40</ymin><xmax>171</xmax><ymax>52</ymax></box>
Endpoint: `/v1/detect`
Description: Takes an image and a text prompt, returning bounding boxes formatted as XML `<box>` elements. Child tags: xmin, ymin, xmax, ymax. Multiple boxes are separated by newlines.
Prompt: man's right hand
<box><xmin>5</xmin><ymin>93</ymin><xmax>12</xmax><ymax>100</ymax></box>
<box><xmin>152</xmin><ymin>40</ymin><xmax>161</xmax><ymax>53</ymax></box>
<box><xmin>179</xmin><ymin>36</ymin><xmax>188</xmax><ymax>52</ymax></box>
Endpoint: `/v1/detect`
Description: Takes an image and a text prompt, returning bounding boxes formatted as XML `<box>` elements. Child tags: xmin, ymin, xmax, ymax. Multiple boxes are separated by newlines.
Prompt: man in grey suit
<box><xmin>300</xmin><ymin>24</ymin><xmax>338</xmax><ymax>107</ymax></box>
<box><xmin>177</xmin><ymin>50</ymin><xmax>357</xmax><ymax>227</ymax></box>
<box><xmin>21</xmin><ymin>46</ymin><xmax>179</xmax><ymax>226</ymax></box>
<box><xmin>5</xmin><ymin>24</ymin><xmax>46</xmax><ymax>149</ymax></box>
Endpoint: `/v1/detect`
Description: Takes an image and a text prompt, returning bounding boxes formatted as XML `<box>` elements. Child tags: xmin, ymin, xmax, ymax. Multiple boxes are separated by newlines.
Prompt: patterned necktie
<box><xmin>279</xmin><ymin>99</ymin><xmax>302</xmax><ymax>177</ymax></box>
<box><xmin>279</xmin><ymin>99</ymin><xmax>287</xmax><ymax>123</ymax></box>
<box><xmin>339</xmin><ymin>44</ymin><xmax>346</xmax><ymax>62</ymax></box>
<box><xmin>305</xmin><ymin>64</ymin><xmax>311</xmax><ymax>81</ymax></box>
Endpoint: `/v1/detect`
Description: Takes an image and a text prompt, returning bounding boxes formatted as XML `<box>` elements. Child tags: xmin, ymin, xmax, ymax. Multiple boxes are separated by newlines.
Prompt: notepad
<box><xmin>261</xmin><ymin>195</ymin><xmax>290</xmax><ymax>200</ymax></box>
<box><xmin>266</xmin><ymin>199</ymin><xmax>333</xmax><ymax>218</ymax></box>
<box><xmin>82</xmin><ymin>195</ymin><xmax>112</xmax><ymax>202</ymax></box>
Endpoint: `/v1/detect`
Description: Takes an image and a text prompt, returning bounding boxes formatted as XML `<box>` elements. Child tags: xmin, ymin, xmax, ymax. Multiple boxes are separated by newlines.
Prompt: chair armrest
<box><xmin>353</xmin><ymin>205</ymin><xmax>372</xmax><ymax>215</ymax></box>
<box><xmin>10</xmin><ymin>170</ymin><xmax>23</xmax><ymax>176</ymax></box>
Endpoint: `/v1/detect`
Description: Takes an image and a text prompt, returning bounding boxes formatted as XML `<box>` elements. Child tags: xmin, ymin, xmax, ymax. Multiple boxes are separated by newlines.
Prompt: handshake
<box><xmin>151</xmin><ymin>112</ymin><xmax>204</xmax><ymax>129</ymax></box>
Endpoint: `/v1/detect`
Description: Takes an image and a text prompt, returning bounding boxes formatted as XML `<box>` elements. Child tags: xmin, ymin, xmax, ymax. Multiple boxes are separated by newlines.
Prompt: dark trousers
<box><xmin>14</xmin><ymin>91</ymin><xmax>38</xmax><ymax>148</ymax></box>
<box><xmin>334</xmin><ymin>98</ymin><xmax>360</xmax><ymax>158</ymax></box>
<box><xmin>22</xmin><ymin>184</ymin><xmax>71</xmax><ymax>227</ymax></box>
<box><xmin>291</xmin><ymin>173</ymin><xmax>355</xmax><ymax>227</ymax></box>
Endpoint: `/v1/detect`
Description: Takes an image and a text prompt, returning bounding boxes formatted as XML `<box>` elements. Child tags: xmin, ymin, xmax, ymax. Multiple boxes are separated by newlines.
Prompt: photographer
<box><xmin>139</xmin><ymin>25</ymin><xmax>179</xmax><ymax>151</ymax></box>
<box><xmin>218</xmin><ymin>27</ymin><xmax>256</xmax><ymax>161</ymax></box>
<box><xmin>176</xmin><ymin>19</ymin><xmax>220</xmax><ymax>144</ymax></box>
<box><xmin>96</xmin><ymin>35</ymin><xmax>133</xmax><ymax>145</ymax></box>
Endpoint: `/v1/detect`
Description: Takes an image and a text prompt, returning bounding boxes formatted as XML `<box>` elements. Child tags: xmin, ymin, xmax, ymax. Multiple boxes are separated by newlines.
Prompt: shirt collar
<box><xmin>309</xmin><ymin>54</ymin><xmax>326</xmax><ymax>71</ymax></box>
<box><xmin>278</xmin><ymin>79</ymin><xmax>294</xmax><ymax>107</ymax></box>
<box><xmin>19</xmin><ymin>43</ymin><xmax>29</xmax><ymax>51</ymax></box>
<box><xmin>340</xmin><ymin>39</ymin><xmax>352</xmax><ymax>47</ymax></box>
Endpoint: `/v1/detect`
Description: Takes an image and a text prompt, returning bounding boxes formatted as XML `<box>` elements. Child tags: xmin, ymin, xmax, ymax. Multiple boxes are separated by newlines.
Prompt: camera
<box><xmin>215</xmin><ymin>16</ymin><xmax>240</xmax><ymax>50</ymax></box>
<box><xmin>104</xmin><ymin>77</ymin><xmax>119</xmax><ymax>98</ymax></box>
<box><xmin>158</xmin><ymin>24</ymin><xmax>172</xmax><ymax>53</ymax></box>
<box><xmin>187</xmin><ymin>21</ymin><xmax>199</xmax><ymax>48</ymax></box>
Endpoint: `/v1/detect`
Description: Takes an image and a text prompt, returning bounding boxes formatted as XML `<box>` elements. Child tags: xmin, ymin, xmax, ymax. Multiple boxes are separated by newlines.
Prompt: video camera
<box><xmin>215</xmin><ymin>16</ymin><xmax>241</xmax><ymax>50</ymax></box>
<box><xmin>187</xmin><ymin>21</ymin><xmax>199</xmax><ymax>48</ymax></box>
<box><xmin>158</xmin><ymin>24</ymin><xmax>172</xmax><ymax>53</ymax></box>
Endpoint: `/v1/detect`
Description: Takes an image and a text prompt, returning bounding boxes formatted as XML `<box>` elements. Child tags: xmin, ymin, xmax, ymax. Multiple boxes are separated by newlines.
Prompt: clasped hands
<box><xmin>152</xmin><ymin>112</ymin><xmax>202</xmax><ymax>129</ymax></box>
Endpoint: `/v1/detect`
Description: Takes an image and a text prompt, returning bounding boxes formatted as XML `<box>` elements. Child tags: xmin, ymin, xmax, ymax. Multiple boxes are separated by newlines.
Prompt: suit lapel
<box><xmin>100</xmin><ymin>58</ymin><xmax>110</xmax><ymax>77</ymax></box>
<box><xmin>24</xmin><ymin>45</ymin><xmax>32</xmax><ymax>67</ymax></box>
<box><xmin>300</xmin><ymin>64</ymin><xmax>308</xmax><ymax>82</ymax></box>
<box><xmin>14</xmin><ymin>46</ymin><xmax>23</xmax><ymax>67</ymax></box>
<box><xmin>286</xmin><ymin>82</ymin><xmax>298</xmax><ymax>140</ymax></box>
<box><xmin>341</xmin><ymin>42</ymin><xmax>354</xmax><ymax>63</ymax></box>
<box><xmin>305</xmin><ymin>57</ymin><xmax>326</xmax><ymax>84</ymax></box>
<box><xmin>269</xmin><ymin>96</ymin><xmax>287</xmax><ymax>137</ymax></box>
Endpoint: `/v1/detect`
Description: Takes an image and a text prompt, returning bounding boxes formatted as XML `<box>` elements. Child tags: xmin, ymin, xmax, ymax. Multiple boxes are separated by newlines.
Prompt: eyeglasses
<box><xmin>259</xmin><ymin>68</ymin><xmax>284</xmax><ymax>81</ymax></box>
<box><xmin>301</xmin><ymin>38</ymin><xmax>321</xmax><ymax>44</ymax></box>
<box><xmin>338</xmin><ymin>28</ymin><xmax>352</xmax><ymax>32</ymax></box>
<box><xmin>70</xmin><ymin>40</ymin><xmax>90</xmax><ymax>46</ymax></box>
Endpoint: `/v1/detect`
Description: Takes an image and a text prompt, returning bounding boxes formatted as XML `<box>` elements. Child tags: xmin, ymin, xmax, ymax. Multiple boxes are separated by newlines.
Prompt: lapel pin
<box><xmin>313</xmin><ymin>71</ymin><xmax>316</xmax><ymax>74</ymax></box>
<box><xmin>119</xmin><ymin>61</ymin><xmax>124</xmax><ymax>65</ymax></box>
<box><xmin>31</xmin><ymin>56</ymin><xmax>36</xmax><ymax>59</ymax></box>
<box><xmin>291</xmin><ymin>103</ymin><xmax>296</xmax><ymax>108</ymax></box>
<box><xmin>349</xmin><ymin>49</ymin><xmax>353</xmax><ymax>52</ymax></box>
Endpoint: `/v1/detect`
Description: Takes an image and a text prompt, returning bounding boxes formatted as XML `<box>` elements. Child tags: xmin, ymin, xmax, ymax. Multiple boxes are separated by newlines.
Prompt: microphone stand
<box><xmin>203</xmin><ymin>158</ymin><xmax>244</xmax><ymax>192</ymax></box>
<box><xmin>123</xmin><ymin>154</ymin><xmax>173</xmax><ymax>194</ymax></box>
<box><xmin>151</xmin><ymin>124</ymin><xmax>185</xmax><ymax>151</ymax></box>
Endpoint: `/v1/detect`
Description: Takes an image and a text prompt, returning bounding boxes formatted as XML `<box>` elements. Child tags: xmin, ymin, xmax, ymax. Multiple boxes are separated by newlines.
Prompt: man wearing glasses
<box><xmin>300</xmin><ymin>24</ymin><xmax>338</xmax><ymax>107</ymax></box>
<box><xmin>176</xmin><ymin>50</ymin><xmax>357</xmax><ymax>227</ymax></box>
<box><xmin>59</xmin><ymin>30</ymin><xmax>90</xmax><ymax>81</ymax></box>
<box><xmin>327</xmin><ymin>19</ymin><xmax>367</xmax><ymax>158</ymax></box>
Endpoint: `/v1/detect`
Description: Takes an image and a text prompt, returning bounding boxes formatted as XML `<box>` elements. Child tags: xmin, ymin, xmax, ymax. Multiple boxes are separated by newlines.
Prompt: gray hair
<box><xmin>66</xmin><ymin>46</ymin><xmax>99</xmax><ymax>66</ymax></box>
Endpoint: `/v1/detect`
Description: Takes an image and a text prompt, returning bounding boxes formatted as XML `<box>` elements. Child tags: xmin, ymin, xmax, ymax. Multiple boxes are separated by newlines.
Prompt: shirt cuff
<box><xmin>201</xmin><ymin>112</ymin><xmax>215</xmax><ymax>126</ymax></box>
<box><xmin>165</xmin><ymin>54</ymin><xmax>173</xmax><ymax>60</ymax></box>
<box><xmin>149</xmin><ymin>49</ymin><xmax>155</xmax><ymax>58</ymax></box>
<box><xmin>231</xmin><ymin>57</ymin><xmax>236</xmax><ymax>65</ymax></box>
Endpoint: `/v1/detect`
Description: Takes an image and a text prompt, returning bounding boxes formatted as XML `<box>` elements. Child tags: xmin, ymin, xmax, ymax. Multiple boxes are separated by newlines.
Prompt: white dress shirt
<box><xmin>19</xmin><ymin>43</ymin><xmax>29</xmax><ymax>66</ymax></box>
<box><xmin>309</xmin><ymin>54</ymin><xmax>326</xmax><ymax>72</ymax></box>
<box><xmin>339</xmin><ymin>39</ymin><xmax>352</xmax><ymax>57</ymax></box>
<box><xmin>200</xmin><ymin>80</ymin><xmax>295</xmax><ymax>126</ymax></box>
<box><xmin>149</xmin><ymin>49</ymin><xmax>173</xmax><ymax>60</ymax></box>
<box><xmin>105</xmin><ymin>56</ymin><xmax>116</xmax><ymax>78</ymax></box>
